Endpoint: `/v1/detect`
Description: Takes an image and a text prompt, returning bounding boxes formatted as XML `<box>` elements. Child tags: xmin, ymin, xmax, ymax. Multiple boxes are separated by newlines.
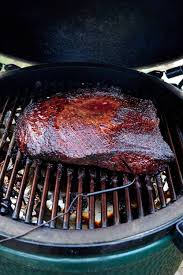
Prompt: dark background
<box><xmin>0</xmin><ymin>0</ymin><xmax>183</xmax><ymax>67</ymax></box>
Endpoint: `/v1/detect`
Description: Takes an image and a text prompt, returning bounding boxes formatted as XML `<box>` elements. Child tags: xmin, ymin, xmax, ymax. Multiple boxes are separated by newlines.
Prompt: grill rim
<box><xmin>1</xmin><ymin>196</ymin><xmax>183</xmax><ymax>255</ymax></box>
<box><xmin>0</xmin><ymin>62</ymin><xmax>182</xmax><ymax>96</ymax></box>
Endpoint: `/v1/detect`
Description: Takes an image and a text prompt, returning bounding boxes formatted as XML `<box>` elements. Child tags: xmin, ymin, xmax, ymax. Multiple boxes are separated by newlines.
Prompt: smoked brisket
<box><xmin>15</xmin><ymin>88</ymin><xmax>174</xmax><ymax>174</ymax></box>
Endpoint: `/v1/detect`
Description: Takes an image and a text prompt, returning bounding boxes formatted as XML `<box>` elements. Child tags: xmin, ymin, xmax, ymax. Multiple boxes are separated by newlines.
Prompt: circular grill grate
<box><xmin>0</xmin><ymin>93</ymin><xmax>182</xmax><ymax>230</ymax></box>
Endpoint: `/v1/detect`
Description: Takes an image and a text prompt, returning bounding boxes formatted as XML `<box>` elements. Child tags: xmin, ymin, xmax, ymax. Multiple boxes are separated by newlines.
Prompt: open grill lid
<box><xmin>0</xmin><ymin>0</ymin><xmax>183</xmax><ymax>67</ymax></box>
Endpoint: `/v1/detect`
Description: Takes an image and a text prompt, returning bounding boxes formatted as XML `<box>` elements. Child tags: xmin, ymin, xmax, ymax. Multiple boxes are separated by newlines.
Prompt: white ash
<box><xmin>10</xmin><ymin>197</ymin><xmax>17</xmax><ymax>205</ymax></box>
<box><xmin>7</xmin><ymin>159</ymin><xmax>13</xmax><ymax>171</ymax></box>
<box><xmin>46</xmin><ymin>200</ymin><xmax>53</xmax><ymax>211</ymax></box>
<box><xmin>3</xmin><ymin>111</ymin><xmax>11</xmax><ymax>127</ymax></box>
<box><xmin>11</xmin><ymin>204</ymin><xmax>15</xmax><ymax>210</ymax></box>
<box><xmin>161</xmin><ymin>173</ymin><xmax>169</xmax><ymax>192</ymax></box>
<box><xmin>32</xmin><ymin>217</ymin><xmax>38</xmax><ymax>224</ymax></box>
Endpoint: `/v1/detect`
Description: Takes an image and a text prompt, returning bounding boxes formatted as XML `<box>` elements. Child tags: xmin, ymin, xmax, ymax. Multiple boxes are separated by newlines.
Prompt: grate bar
<box><xmin>25</xmin><ymin>161</ymin><xmax>41</xmax><ymax>223</ymax></box>
<box><xmin>76</xmin><ymin>169</ymin><xmax>84</xmax><ymax>230</ymax></box>
<box><xmin>0</xmin><ymin>97</ymin><xmax>18</xmax><ymax>150</ymax></box>
<box><xmin>0</xmin><ymin>97</ymin><xmax>10</xmax><ymax>125</ymax></box>
<box><xmin>156</xmin><ymin>174</ymin><xmax>166</xmax><ymax>208</ymax></box>
<box><xmin>112</xmin><ymin>175</ymin><xmax>120</xmax><ymax>224</ymax></box>
<box><xmin>50</xmin><ymin>164</ymin><xmax>62</xmax><ymax>229</ymax></box>
<box><xmin>166</xmin><ymin>166</ymin><xmax>177</xmax><ymax>201</ymax></box>
<box><xmin>176</xmin><ymin>125</ymin><xmax>183</xmax><ymax>153</ymax></box>
<box><xmin>4</xmin><ymin>150</ymin><xmax>21</xmax><ymax>200</ymax></box>
<box><xmin>63</xmin><ymin>169</ymin><xmax>72</xmax><ymax>230</ymax></box>
<box><xmin>163</xmin><ymin>117</ymin><xmax>183</xmax><ymax>187</ymax></box>
<box><xmin>89</xmin><ymin>170</ymin><xmax>95</xmax><ymax>229</ymax></box>
<box><xmin>0</xmin><ymin>133</ymin><xmax>15</xmax><ymax>188</ymax></box>
<box><xmin>38</xmin><ymin>164</ymin><xmax>53</xmax><ymax>225</ymax></box>
<box><xmin>100</xmin><ymin>172</ymin><xmax>107</xmax><ymax>228</ymax></box>
<box><xmin>145</xmin><ymin>175</ymin><xmax>155</xmax><ymax>214</ymax></box>
<box><xmin>135</xmin><ymin>176</ymin><xmax>144</xmax><ymax>217</ymax></box>
<box><xmin>12</xmin><ymin>158</ymin><xmax>31</xmax><ymax>220</ymax></box>
<box><xmin>124</xmin><ymin>175</ymin><xmax>132</xmax><ymax>221</ymax></box>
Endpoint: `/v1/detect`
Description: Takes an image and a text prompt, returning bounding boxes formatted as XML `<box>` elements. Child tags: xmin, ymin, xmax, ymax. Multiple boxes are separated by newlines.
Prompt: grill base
<box><xmin>1</xmin><ymin>195</ymin><xmax>183</xmax><ymax>255</ymax></box>
<box><xmin>0</xmin><ymin>236</ymin><xmax>182</xmax><ymax>275</ymax></box>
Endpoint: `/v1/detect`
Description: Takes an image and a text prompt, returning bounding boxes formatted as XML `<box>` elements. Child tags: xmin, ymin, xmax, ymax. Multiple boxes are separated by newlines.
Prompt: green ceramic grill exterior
<box><xmin>0</xmin><ymin>236</ymin><xmax>182</xmax><ymax>275</ymax></box>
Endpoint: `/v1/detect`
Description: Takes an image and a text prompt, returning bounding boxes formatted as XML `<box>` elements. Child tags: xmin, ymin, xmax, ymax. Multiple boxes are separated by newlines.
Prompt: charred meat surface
<box><xmin>15</xmin><ymin>88</ymin><xmax>174</xmax><ymax>174</ymax></box>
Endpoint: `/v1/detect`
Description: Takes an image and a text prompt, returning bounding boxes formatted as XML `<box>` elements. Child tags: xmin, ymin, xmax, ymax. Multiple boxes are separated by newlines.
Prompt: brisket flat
<box><xmin>15</xmin><ymin>88</ymin><xmax>174</xmax><ymax>174</ymax></box>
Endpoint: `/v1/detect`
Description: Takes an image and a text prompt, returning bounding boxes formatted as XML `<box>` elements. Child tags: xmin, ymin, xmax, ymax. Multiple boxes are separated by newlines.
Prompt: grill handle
<box><xmin>174</xmin><ymin>220</ymin><xmax>183</xmax><ymax>253</ymax></box>
<box><xmin>0</xmin><ymin>63</ymin><xmax>20</xmax><ymax>72</ymax></box>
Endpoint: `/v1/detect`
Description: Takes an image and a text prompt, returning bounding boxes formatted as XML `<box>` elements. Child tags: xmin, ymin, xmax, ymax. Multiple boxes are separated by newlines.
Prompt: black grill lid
<box><xmin>0</xmin><ymin>0</ymin><xmax>183</xmax><ymax>67</ymax></box>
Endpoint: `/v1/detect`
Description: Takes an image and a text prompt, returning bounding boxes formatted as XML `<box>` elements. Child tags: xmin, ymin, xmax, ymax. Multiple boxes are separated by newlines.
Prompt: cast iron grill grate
<box><xmin>0</xmin><ymin>93</ymin><xmax>182</xmax><ymax>230</ymax></box>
